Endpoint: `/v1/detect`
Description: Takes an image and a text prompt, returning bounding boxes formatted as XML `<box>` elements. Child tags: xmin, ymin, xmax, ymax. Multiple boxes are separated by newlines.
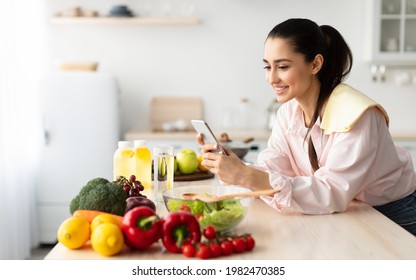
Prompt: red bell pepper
<box><xmin>162</xmin><ymin>211</ymin><xmax>201</xmax><ymax>253</ymax></box>
<box><xmin>121</xmin><ymin>206</ymin><xmax>162</xmax><ymax>250</ymax></box>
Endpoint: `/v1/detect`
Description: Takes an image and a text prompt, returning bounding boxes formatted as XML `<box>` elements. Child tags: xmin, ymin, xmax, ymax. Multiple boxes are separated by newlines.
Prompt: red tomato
<box><xmin>209</xmin><ymin>242</ymin><xmax>221</xmax><ymax>258</ymax></box>
<box><xmin>232</xmin><ymin>237</ymin><xmax>246</xmax><ymax>253</ymax></box>
<box><xmin>220</xmin><ymin>240</ymin><xmax>233</xmax><ymax>256</ymax></box>
<box><xmin>245</xmin><ymin>235</ymin><xmax>255</xmax><ymax>251</ymax></box>
<box><xmin>182</xmin><ymin>243</ymin><xmax>196</xmax><ymax>258</ymax></box>
<box><xmin>179</xmin><ymin>204</ymin><xmax>191</xmax><ymax>212</ymax></box>
<box><xmin>194</xmin><ymin>214</ymin><xmax>204</xmax><ymax>220</ymax></box>
<box><xmin>196</xmin><ymin>243</ymin><xmax>211</xmax><ymax>259</ymax></box>
<box><xmin>203</xmin><ymin>226</ymin><xmax>217</xmax><ymax>240</ymax></box>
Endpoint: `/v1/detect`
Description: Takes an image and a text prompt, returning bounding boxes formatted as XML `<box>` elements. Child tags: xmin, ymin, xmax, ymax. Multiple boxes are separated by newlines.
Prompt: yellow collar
<box><xmin>320</xmin><ymin>84</ymin><xmax>389</xmax><ymax>135</ymax></box>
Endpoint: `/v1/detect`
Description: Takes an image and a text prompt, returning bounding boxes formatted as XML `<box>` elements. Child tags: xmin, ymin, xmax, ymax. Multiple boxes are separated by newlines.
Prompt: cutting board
<box><xmin>150</xmin><ymin>96</ymin><xmax>203</xmax><ymax>132</ymax></box>
<box><xmin>152</xmin><ymin>170</ymin><xmax>215</xmax><ymax>181</ymax></box>
<box><xmin>174</xmin><ymin>170</ymin><xmax>215</xmax><ymax>181</ymax></box>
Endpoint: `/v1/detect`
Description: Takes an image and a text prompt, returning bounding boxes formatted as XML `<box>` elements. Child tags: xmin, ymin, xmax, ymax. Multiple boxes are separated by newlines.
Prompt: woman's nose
<box><xmin>267</xmin><ymin>70</ymin><xmax>280</xmax><ymax>85</ymax></box>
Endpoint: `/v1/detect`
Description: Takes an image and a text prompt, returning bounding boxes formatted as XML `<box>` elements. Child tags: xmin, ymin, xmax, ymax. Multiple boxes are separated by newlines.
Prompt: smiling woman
<box><xmin>0</xmin><ymin>1</ymin><xmax>48</xmax><ymax>259</ymax></box>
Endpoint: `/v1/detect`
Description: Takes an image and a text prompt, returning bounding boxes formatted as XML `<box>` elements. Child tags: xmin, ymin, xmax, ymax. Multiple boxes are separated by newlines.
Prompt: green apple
<box><xmin>176</xmin><ymin>149</ymin><xmax>198</xmax><ymax>175</ymax></box>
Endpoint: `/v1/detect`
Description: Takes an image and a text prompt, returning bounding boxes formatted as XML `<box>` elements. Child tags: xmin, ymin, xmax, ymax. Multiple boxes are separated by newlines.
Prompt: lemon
<box><xmin>57</xmin><ymin>216</ymin><xmax>90</xmax><ymax>249</ymax></box>
<box><xmin>91</xmin><ymin>213</ymin><xmax>122</xmax><ymax>232</ymax></box>
<box><xmin>91</xmin><ymin>223</ymin><xmax>124</xmax><ymax>256</ymax></box>
<box><xmin>198</xmin><ymin>155</ymin><xmax>209</xmax><ymax>172</ymax></box>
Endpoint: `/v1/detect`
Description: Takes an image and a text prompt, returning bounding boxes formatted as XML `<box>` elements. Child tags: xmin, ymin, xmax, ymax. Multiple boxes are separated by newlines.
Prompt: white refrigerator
<box><xmin>36</xmin><ymin>72</ymin><xmax>120</xmax><ymax>244</ymax></box>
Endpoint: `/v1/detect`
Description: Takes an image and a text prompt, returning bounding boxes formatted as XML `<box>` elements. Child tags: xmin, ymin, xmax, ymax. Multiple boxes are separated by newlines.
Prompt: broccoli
<box><xmin>70</xmin><ymin>177</ymin><xmax>127</xmax><ymax>216</ymax></box>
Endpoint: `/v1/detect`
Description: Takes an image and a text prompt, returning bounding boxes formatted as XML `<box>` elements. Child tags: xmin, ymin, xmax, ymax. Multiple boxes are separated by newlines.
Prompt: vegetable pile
<box><xmin>59</xmin><ymin>176</ymin><xmax>255</xmax><ymax>258</ymax></box>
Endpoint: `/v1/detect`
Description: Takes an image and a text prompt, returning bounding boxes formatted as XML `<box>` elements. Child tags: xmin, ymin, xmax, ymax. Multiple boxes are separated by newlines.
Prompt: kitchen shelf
<box><xmin>49</xmin><ymin>16</ymin><xmax>201</xmax><ymax>26</ymax></box>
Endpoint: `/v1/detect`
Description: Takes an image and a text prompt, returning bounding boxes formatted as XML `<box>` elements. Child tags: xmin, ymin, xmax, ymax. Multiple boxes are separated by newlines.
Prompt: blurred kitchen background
<box><xmin>1</xmin><ymin>0</ymin><xmax>416</xmax><ymax>259</ymax></box>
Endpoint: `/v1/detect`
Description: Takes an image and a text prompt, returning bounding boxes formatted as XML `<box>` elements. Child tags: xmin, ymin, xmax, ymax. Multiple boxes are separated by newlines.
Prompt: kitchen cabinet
<box><xmin>364</xmin><ymin>0</ymin><xmax>416</xmax><ymax>65</ymax></box>
<box><xmin>49</xmin><ymin>17</ymin><xmax>200</xmax><ymax>26</ymax></box>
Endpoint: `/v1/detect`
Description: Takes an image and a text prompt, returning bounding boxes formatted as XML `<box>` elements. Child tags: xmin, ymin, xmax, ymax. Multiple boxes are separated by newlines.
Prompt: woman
<box><xmin>197</xmin><ymin>18</ymin><xmax>416</xmax><ymax>235</ymax></box>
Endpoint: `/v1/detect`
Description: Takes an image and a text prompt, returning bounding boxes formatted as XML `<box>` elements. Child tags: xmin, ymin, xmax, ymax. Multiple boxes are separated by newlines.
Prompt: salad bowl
<box><xmin>163</xmin><ymin>185</ymin><xmax>253</xmax><ymax>233</ymax></box>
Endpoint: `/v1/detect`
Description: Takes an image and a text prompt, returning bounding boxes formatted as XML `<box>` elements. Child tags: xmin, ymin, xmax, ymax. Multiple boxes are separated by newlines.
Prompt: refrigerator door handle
<box><xmin>44</xmin><ymin>130</ymin><xmax>50</xmax><ymax>145</ymax></box>
<box><xmin>42</xmin><ymin>115</ymin><xmax>50</xmax><ymax>145</ymax></box>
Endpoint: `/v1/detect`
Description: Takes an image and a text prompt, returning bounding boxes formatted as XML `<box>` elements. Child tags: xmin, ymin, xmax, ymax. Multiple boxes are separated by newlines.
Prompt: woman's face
<box><xmin>263</xmin><ymin>37</ymin><xmax>321</xmax><ymax>105</ymax></box>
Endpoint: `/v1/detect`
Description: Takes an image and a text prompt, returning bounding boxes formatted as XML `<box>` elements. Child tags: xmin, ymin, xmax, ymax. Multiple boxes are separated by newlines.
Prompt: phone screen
<box><xmin>191</xmin><ymin>120</ymin><xmax>228</xmax><ymax>155</ymax></box>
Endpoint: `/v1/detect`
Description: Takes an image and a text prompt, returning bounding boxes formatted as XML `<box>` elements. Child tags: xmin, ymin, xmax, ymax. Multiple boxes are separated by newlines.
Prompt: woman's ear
<box><xmin>311</xmin><ymin>54</ymin><xmax>324</xmax><ymax>74</ymax></box>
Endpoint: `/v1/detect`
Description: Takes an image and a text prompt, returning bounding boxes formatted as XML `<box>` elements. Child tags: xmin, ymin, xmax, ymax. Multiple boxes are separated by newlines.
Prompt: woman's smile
<box><xmin>274</xmin><ymin>85</ymin><xmax>289</xmax><ymax>96</ymax></box>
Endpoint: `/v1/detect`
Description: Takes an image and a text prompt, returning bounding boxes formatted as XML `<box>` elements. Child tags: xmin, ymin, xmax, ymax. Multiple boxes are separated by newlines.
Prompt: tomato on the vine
<box><xmin>196</xmin><ymin>243</ymin><xmax>211</xmax><ymax>259</ymax></box>
<box><xmin>232</xmin><ymin>237</ymin><xmax>246</xmax><ymax>253</ymax></box>
<box><xmin>208</xmin><ymin>242</ymin><xmax>221</xmax><ymax>258</ymax></box>
<box><xmin>245</xmin><ymin>235</ymin><xmax>255</xmax><ymax>251</ymax></box>
<box><xmin>220</xmin><ymin>240</ymin><xmax>233</xmax><ymax>256</ymax></box>
<box><xmin>203</xmin><ymin>225</ymin><xmax>217</xmax><ymax>240</ymax></box>
<box><xmin>182</xmin><ymin>243</ymin><xmax>196</xmax><ymax>258</ymax></box>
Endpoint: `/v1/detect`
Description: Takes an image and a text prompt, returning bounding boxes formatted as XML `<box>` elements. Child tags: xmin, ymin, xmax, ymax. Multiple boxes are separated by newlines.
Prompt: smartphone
<box><xmin>191</xmin><ymin>120</ymin><xmax>228</xmax><ymax>155</ymax></box>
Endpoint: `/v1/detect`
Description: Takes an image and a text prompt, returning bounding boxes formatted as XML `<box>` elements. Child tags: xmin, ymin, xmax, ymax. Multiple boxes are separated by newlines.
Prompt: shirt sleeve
<box><xmin>256</xmin><ymin>108</ymin><xmax>400</xmax><ymax>214</ymax></box>
<box><xmin>248</xmin><ymin>104</ymin><xmax>298</xmax><ymax>211</ymax></box>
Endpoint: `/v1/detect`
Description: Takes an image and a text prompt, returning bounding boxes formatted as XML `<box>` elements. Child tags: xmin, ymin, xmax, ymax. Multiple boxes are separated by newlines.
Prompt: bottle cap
<box><xmin>134</xmin><ymin>140</ymin><xmax>146</xmax><ymax>147</ymax></box>
<box><xmin>118</xmin><ymin>141</ymin><xmax>131</xmax><ymax>149</ymax></box>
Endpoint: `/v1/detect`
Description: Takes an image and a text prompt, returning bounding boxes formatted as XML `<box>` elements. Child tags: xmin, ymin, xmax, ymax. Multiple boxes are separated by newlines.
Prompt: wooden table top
<box><xmin>45</xmin><ymin>178</ymin><xmax>416</xmax><ymax>260</ymax></box>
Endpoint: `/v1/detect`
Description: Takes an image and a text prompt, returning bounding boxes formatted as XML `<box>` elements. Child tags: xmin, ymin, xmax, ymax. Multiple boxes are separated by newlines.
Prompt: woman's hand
<box><xmin>196</xmin><ymin>133</ymin><xmax>272</xmax><ymax>189</ymax></box>
<box><xmin>196</xmin><ymin>133</ymin><xmax>205</xmax><ymax>146</ymax></box>
<box><xmin>196</xmin><ymin>133</ymin><xmax>248</xmax><ymax>185</ymax></box>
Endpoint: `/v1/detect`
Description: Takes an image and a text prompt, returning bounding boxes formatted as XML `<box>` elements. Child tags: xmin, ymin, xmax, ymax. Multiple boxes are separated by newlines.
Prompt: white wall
<box><xmin>46</xmin><ymin>0</ymin><xmax>416</xmax><ymax>136</ymax></box>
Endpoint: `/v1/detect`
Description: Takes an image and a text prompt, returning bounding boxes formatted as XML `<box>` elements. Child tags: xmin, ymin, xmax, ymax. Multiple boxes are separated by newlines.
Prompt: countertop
<box><xmin>45</xmin><ymin>178</ymin><xmax>416</xmax><ymax>260</ymax></box>
<box><xmin>124</xmin><ymin>129</ymin><xmax>416</xmax><ymax>142</ymax></box>
<box><xmin>124</xmin><ymin>129</ymin><xmax>272</xmax><ymax>141</ymax></box>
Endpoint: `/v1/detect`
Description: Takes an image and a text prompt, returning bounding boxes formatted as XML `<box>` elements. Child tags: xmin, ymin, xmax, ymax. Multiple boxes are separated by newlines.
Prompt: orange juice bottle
<box><xmin>113</xmin><ymin>141</ymin><xmax>134</xmax><ymax>181</ymax></box>
<box><xmin>132</xmin><ymin>140</ymin><xmax>152</xmax><ymax>190</ymax></box>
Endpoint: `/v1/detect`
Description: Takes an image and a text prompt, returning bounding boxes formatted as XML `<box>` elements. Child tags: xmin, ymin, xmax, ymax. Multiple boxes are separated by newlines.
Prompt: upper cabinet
<box><xmin>364</xmin><ymin>0</ymin><xmax>416</xmax><ymax>65</ymax></box>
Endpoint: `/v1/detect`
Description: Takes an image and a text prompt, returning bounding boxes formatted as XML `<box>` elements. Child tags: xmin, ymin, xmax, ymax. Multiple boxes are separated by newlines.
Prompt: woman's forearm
<box><xmin>237</xmin><ymin>165</ymin><xmax>272</xmax><ymax>190</ymax></box>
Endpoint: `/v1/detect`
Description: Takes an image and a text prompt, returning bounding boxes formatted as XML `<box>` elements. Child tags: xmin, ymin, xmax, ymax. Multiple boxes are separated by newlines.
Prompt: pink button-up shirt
<box><xmin>254</xmin><ymin>98</ymin><xmax>416</xmax><ymax>214</ymax></box>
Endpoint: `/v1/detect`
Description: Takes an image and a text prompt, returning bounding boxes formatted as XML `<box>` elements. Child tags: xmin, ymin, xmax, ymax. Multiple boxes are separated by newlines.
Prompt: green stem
<box><xmin>137</xmin><ymin>215</ymin><xmax>158</xmax><ymax>230</ymax></box>
<box><xmin>173</xmin><ymin>225</ymin><xmax>189</xmax><ymax>248</ymax></box>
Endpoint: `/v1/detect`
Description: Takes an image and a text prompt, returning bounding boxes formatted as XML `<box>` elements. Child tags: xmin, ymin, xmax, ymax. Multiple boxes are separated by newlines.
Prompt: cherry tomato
<box><xmin>209</xmin><ymin>242</ymin><xmax>222</xmax><ymax>258</ymax></box>
<box><xmin>179</xmin><ymin>204</ymin><xmax>191</xmax><ymax>212</ymax></box>
<box><xmin>182</xmin><ymin>243</ymin><xmax>196</xmax><ymax>258</ymax></box>
<box><xmin>196</xmin><ymin>243</ymin><xmax>211</xmax><ymax>259</ymax></box>
<box><xmin>194</xmin><ymin>214</ymin><xmax>204</xmax><ymax>220</ymax></box>
<box><xmin>203</xmin><ymin>225</ymin><xmax>217</xmax><ymax>240</ymax></box>
<box><xmin>220</xmin><ymin>240</ymin><xmax>233</xmax><ymax>256</ymax></box>
<box><xmin>245</xmin><ymin>235</ymin><xmax>255</xmax><ymax>251</ymax></box>
<box><xmin>232</xmin><ymin>237</ymin><xmax>246</xmax><ymax>253</ymax></box>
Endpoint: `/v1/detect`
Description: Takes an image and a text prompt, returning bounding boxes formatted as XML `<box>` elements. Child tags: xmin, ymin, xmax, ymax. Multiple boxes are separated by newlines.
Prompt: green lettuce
<box><xmin>166</xmin><ymin>197</ymin><xmax>246</xmax><ymax>232</ymax></box>
<box><xmin>166</xmin><ymin>198</ymin><xmax>205</xmax><ymax>214</ymax></box>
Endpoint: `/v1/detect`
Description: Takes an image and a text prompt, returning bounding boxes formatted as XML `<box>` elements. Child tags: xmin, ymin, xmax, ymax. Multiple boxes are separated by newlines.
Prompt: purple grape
<box><xmin>129</xmin><ymin>175</ymin><xmax>136</xmax><ymax>182</ymax></box>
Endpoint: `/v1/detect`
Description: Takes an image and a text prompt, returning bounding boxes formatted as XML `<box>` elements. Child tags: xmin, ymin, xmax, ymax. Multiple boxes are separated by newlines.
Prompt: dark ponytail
<box><xmin>267</xmin><ymin>18</ymin><xmax>353</xmax><ymax>171</ymax></box>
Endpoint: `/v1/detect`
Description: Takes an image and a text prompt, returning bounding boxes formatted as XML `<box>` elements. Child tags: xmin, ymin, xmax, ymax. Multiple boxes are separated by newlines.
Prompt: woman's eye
<box><xmin>263</xmin><ymin>65</ymin><xmax>271</xmax><ymax>70</ymax></box>
<box><xmin>278</xmin><ymin>65</ymin><xmax>289</xmax><ymax>70</ymax></box>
